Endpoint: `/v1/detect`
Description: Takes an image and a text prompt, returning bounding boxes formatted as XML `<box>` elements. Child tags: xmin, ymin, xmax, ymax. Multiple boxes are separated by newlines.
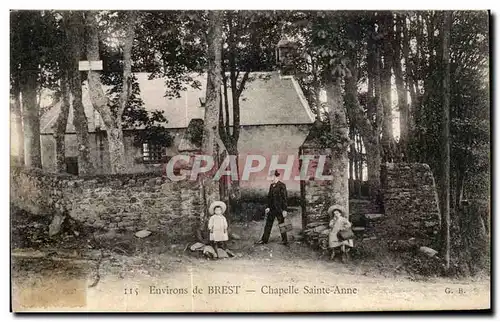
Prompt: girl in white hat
<box><xmin>208</xmin><ymin>201</ymin><xmax>229</xmax><ymax>257</ymax></box>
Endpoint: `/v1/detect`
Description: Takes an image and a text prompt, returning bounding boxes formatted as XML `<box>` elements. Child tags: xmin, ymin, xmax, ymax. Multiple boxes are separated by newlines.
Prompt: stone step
<box><xmin>364</xmin><ymin>213</ymin><xmax>384</xmax><ymax>220</ymax></box>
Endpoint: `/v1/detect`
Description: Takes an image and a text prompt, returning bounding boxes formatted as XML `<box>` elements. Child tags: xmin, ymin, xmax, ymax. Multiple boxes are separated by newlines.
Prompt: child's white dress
<box><xmin>208</xmin><ymin>214</ymin><xmax>228</xmax><ymax>242</ymax></box>
<box><xmin>328</xmin><ymin>216</ymin><xmax>354</xmax><ymax>248</ymax></box>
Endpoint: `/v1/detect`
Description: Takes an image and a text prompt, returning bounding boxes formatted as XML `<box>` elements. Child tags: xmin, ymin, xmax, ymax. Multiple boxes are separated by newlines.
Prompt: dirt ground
<box><xmin>11</xmin><ymin>206</ymin><xmax>491</xmax><ymax>312</ymax></box>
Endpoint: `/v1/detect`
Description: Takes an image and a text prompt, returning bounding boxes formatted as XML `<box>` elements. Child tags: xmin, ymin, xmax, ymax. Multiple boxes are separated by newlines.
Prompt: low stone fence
<box><xmin>10</xmin><ymin>167</ymin><xmax>203</xmax><ymax>242</ymax></box>
<box><xmin>380</xmin><ymin>163</ymin><xmax>441</xmax><ymax>245</ymax></box>
<box><xmin>300</xmin><ymin>162</ymin><xmax>441</xmax><ymax>251</ymax></box>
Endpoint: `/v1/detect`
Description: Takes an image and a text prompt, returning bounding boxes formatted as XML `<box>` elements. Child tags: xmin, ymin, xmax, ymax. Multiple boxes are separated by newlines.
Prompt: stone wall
<box><xmin>300</xmin><ymin>147</ymin><xmax>336</xmax><ymax>230</ymax></box>
<box><xmin>380</xmin><ymin>163</ymin><xmax>441</xmax><ymax>243</ymax></box>
<box><xmin>39</xmin><ymin>124</ymin><xmax>310</xmax><ymax>196</ymax></box>
<box><xmin>10</xmin><ymin>167</ymin><xmax>203</xmax><ymax>242</ymax></box>
<box><xmin>40</xmin><ymin>129</ymin><xmax>185</xmax><ymax>175</ymax></box>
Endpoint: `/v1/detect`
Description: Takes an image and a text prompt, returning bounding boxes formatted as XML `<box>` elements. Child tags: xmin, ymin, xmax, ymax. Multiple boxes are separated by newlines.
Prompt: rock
<box><xmin>229</xmin><ymin>233</ymin><xmax>241</xmax><ymax>240</ymax></box>
<box><xmin>135</xmin><ymin>230</ymin><xmax>152</xmax><ymax>238</ymax></box>
<box><xmin>306</xmin><ymin>222</ymin><xmax>327</xmax><ymax>229</ymax></box>
<box><xmin>225</xmin><ymin>249</ymin><xmax>236</xmax><ymax>257</ymax></box>
<box><xmin>419</xmin><ymin>246</ymin><xmax>438</xmax><ymax>258</ymax></box>
<box><xmin>313</xmin><ymin>225</ymin><xmax>328</xmax><ymax>233</ymax></box>
<box><xmin>203</xmin><ymin>245</ymin><xmax>217</xmax><ymax>258</ymax></box>
<box><xmin>94</xmin><ymin>229</ymin><xmax>118</xmax><ymax>241</ymax></box>
<box><xmin>49</xmin><ymin>213</ymin><xmax>66</xmax><ymax>237</ymax></box>
<box><xmin>216</xmin><ymin>248</ymin><xmax>229</xmax><ymax>258</ymax></box>
<box><xmin>190</xmin><ymin>242</ymin><xmax>205</xmax><ymax>251</ymax></box>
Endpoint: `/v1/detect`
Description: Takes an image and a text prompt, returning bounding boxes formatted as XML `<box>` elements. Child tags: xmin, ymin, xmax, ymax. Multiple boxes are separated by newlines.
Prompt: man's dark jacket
<box><xmin>267</xmin><ymin>181</ymin><xmax>288</xmax><ymax>213</ymax></box>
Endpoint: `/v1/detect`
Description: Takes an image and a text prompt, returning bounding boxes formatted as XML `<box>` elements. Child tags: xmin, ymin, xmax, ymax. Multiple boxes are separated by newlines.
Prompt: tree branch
<box><xmin>345</xmin><ymin>62</ymin><xmax>376</xmax><ymax>144</ymax></box>
<box><xmin>117</xmin><ymin>11</ymin><xmax>138</xmax><ymax>124</ymax></box>
<box><xmin>223</xmin><ymin>74</ymin><xmax>230</xmax><ymax>136</ymax></box>
<box><xmin>84</xmin><ymin>11</ymin><xmax>114</xmax><ymax>129</ymax></box>
<box><xmin>236</xmin><ymin>71</ymin><xmax>250</xmax><ymax>98</ymax></box>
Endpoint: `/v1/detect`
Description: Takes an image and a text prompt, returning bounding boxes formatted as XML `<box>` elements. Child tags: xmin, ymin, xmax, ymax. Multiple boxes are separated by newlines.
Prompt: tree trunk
<box><xmin>455</xmin><ymin>167</ymin><xmax>465</xmax><ymax>211</ymax></box>
<box><xmin>107</xmin><ymin>127</ymin><xmax>126</xmax><ymax>172</ymax></box>
<box><xmin>326</xmin><ymin>75</ymin><xmax>349</xmax><ymax>217</ymax></box>
<box><xmin>394</xmin><ymin>14</ymin><xmax>409</xmax><ymax>158</ymax></box>
<box><xmin>366</xmin><ymin>24</ymin><xmax>376</xmax><ymax>120</ymax></box>
<box><xmin>355</xmin><ymin>134</ymin><xmax>362</xmax><ymax>196</ymax></box>
<box><xmin>71</xmin><ymin>75</ymin><xmax>95</xmax><ymax>175</ymax></box>
<box><xmin>412</xmin><ymin>13</ymin><xmax>426</xmax><ymax>162</ymax></box>
<box><xmin>11</xmin><ymin>77</ymin><xmax>24</xmax><ymax>165</ymax></box>
<box><xmin>219</xmin><ymin>12</ymin><xmax>252</xmax><ymax>220</ymax></box>
<box><xmin>54</xmin><ymin>72</ymin><xmax>71</xmax><ymax>173</ymax></box>
<box><xmin>85</xmin><ymin>11</ymin><xmax>136</xmax><ymax>174</ymax></box>
<box><xmin>202</xmin><ymin>10</ymin><xmax>223</xmax><ymax>215</ymax></box>
<box><xmin>20</xmin><ymin>71</ymin><xmax>42</xmax><ymax>169</ymax></box>
<box><xmin>345</xmin><ymin>49</ymin><xmax>382</xmax><ymax>202</ymax></box>
<box><xmin>380</xmin><ymin>13</ymin><xmax>394</xmax><ymax>162</ymax></box>
<box><xmin>349</xmin><ymin>126</ymin><xmax>355</xmax><ymax>194</ymax></box>
<box><xmin>402</xmin><ymin>14</ymin><xmax>417</xmax><ymax>161</ymax></box>
<box><xmin>68</xmin><ymin>11</ymin><xmax>94</xmax><ymax>175</ymax></box>
<box><xmin>225</xmin><ymin>141</ymin><xmax>241</xmax><ymax>220</ymax></box>
<box><xmin>439</xmin><ymin>11</ymin><xmax>452</xmax><ymax>271</ymax></box>
<box><xmin>365</xmin><ymin>140</ymin><xmax>382</xmax><ymax>200</ymax></box>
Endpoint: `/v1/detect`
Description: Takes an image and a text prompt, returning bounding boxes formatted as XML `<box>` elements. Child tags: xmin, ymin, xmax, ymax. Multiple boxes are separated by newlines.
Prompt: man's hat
<box><xmin>209</xmin><ymin>201</ymin><xmax>227</xmax><ymax>215</ymax></box>
<box><xmin>327</xmin><ymin>204</ymin><xmax>346</xmax><ymax>216</ymax></box>
<box><xmin>273</xmin><ymin>170</ymin><xmax>281</xmax><ymax>177</ymax></box>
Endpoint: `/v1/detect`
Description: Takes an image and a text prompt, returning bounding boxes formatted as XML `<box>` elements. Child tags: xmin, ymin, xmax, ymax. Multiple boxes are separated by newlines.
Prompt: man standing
<box><xmin>255</xmin><ymin>170</ymin><xmax>289</xmax><ymax>245</ymax></box>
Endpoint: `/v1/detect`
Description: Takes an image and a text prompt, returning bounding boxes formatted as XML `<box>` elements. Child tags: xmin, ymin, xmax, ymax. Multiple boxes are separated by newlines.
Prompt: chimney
<box><xmin>276</xmin><ymin>37</ymin><xmax>299</xmax><ymax>76</ymax></box>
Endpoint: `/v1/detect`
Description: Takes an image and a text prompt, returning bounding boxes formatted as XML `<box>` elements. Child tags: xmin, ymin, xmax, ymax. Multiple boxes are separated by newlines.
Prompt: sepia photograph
<box><xmin>9</xmin><ymin>8</ymin><xmax>491</xmax><ymax>312</ymax></box>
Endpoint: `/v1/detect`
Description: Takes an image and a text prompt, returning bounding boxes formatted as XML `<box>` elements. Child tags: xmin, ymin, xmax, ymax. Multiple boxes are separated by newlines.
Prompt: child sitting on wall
<box><xmin>327</xmin><ymin>205</ymin><xmax>354</xmax><ymax>263</ymax></box>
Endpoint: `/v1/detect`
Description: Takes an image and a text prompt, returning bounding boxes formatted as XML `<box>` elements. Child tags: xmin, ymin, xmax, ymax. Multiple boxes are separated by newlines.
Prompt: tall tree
<box><xmin>402</xmin><ymin>14</ymin><xmax>418</xmax><ymax>162</ymax></box>
<box><xmin>310</xmin><ymin>11</ymin><xmax>352</xmax><ymax>215</ymax></box>
<box><xmin>326</xmin><ymin>70</ymin><xmax>350</xmax><ymax>215</ymax></box>
<box><xmin>68</xmin><ymin>11</ymin><xmax>95</xmax><ymax>175</ymax></box>
<box><xmin>219</xmin><ymin>10</ymin><xmax>283</xmax><ymax>218</ymax></box>
<box><xmin>343</xmin><ymin>15</ymin><xmax>384</xmax><ymax>201</ymax></box>
<box><xmin>52</xmin><ymin>13</ymin><xmax>71</xmax><ymax>173</ymax></box>
<box><xmin>219</xmin><ymin>11</ymin><xmax>249</xmax><ymax>214</ymax></box>
<box><xmin>393</xmin><ymin>13</ymin><xmax>409</xmax><ymax>157</ymax></box>
<box><xmin>10</xmin><ymin>74</ymin><xmax>24</xmax><ymax>165</ymax></box>
<box><xmin>379</xmin><ymin>12</ymin><xmax>395</xmax><ymax>162</ymax></box>
<box><xmin>439</xmin><ymin>11</ymin><xmax>452</xmax><ymax>270</ymax></box>
<box><xmin>54</xmin><ymin>69</ymin><xmax>71</xmax><ymax>173</ymax></box>
<box><xmin>10</xmin><ymin>11</ymin><xmax>60</xmax><ymax>168</ymax></box>
<box><xmin>202</xmin><ymin>10</ymin><xmax>223</xmax><ymax>214</ymax></box>
<box><xmin>448</xmin><ymin>11</ymin><xmax>489</xmax><ymax>208</ymax></box>
<box><xmin>85</xmin><ymin>10</ymin><xmax>138</xmax><ymax>173</ymax></box>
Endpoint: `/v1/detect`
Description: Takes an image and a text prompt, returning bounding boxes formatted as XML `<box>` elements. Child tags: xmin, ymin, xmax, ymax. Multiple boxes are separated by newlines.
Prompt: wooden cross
<box><xmin>78</xmin><ymin>60</ymin><xmax>103</xmax><ymax>71</ymax></box>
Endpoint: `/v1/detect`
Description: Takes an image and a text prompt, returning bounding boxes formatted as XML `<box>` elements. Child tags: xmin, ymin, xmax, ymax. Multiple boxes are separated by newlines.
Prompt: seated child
<box><xmin>208</xmin><ymin>201</ymin><xmax>229</xmax><ymax>258</ymax></box>
<box><xmin>327</xmin><ymin>205</ymin><xmax>354</xmax><ymax>262</ymax></box>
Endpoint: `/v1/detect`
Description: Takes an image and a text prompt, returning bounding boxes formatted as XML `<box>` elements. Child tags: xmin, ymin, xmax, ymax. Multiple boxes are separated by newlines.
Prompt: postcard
<box><xmin>10</xmin><ymin>9</ymin><xmax>490</xmax><ymax>312</ymax></box>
